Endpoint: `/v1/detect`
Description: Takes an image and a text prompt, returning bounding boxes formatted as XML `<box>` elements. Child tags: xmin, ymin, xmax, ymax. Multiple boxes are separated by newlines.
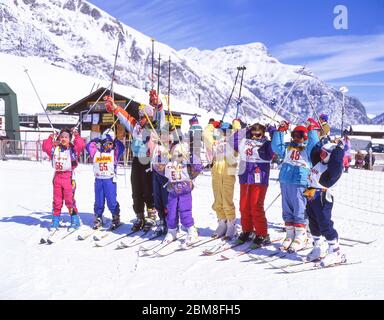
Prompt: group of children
<box><xmin>42</xmin><ymin>96</ymin><xmax>346</xmax><ymax>265</ymax></box>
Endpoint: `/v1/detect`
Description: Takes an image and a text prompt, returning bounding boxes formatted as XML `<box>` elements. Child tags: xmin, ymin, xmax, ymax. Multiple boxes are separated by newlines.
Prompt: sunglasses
<box><xmin>251</xmin><ymin>131</ymin><xmax>263</xmax><ymax>137</ymax></box>
<box><xmin>102</xmin><ymin>141</ymin><xmax>113</xmax><ymax>147</ymax></box>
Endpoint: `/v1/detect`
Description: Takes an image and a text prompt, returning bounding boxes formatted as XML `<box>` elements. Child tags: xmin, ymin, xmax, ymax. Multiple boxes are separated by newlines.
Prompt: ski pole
<box><xmin>167</xmin><ymin>56</ymin><xmax>171</xmax><ymax>114</ymax></box>
<box><xmin>271</xmin><ymin>65</ymin><xmax>307</xmax><ymax>121</ymax></box>
<box><xmin>305</xmin><ymin>92</ymin><xmax>321</xmax><ymax>124</ymax></box>
<box><xmin>265</xmin><ymin>193</ymin><xmax>281</xmax><ymax>212</ymax></box>
<box><xmin>110</xmin><ymin>36</ymin><xmax>121</xmax><ymax>100</ymax></box>
<box><xmin>157</xmin><ymin>53</ymin><xmax>161</xmax><ymax>94</ymax></box>
<box><xmin>235</xmin><ymin>66</ymin><xmax>246</xmax><ymax>119</ymax></box>
<box><xmin>23</xmin><ymin>67</ymin><xmax>55</xmax><ymax>131</ymax></box>
<box><xmin>151</xmin><ymin>38</ymin><xmax>155</xmax><ymax>90</ymax></box>
<box><xmin>222</xmin><ymin>68</ymin><xmax>241</xmax><ymax>122</ymax></box>
<box><xmin>75</xmin><ymin>36</ymin><xmax>121</xmax><ymax>130</ymax></box>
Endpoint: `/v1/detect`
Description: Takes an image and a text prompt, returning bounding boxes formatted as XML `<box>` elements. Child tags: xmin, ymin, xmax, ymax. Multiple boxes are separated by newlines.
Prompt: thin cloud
<box><xmin>273</xmin><ymin>34</ymin><xmax>384</xmax><ymax>81</ymax></box>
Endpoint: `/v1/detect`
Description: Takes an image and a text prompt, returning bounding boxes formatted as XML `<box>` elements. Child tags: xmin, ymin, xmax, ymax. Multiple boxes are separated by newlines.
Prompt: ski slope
<box><xmin>0</xmin><ymin>160</ymin><xmax>383</xmax><ymax>299</ymax></box>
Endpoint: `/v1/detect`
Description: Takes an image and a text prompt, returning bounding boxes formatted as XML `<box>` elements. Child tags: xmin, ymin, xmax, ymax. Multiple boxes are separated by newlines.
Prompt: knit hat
<box><xmin>189</xmin><ymin>115</ymin><xmax>199</xmax><ymax>126</ymax></box>
<box><xmin>319</xmin><ymin>114</ymin><xmax>328</xmax><ymax>122</ymax></box>
<box><xmin>232</xmin><ymin>119</ymin><xmax>241</xmax><ymax>130</ymax></box>
<box><xmin>220</xmin><ymin>122</ymin><xmax>232</xmax><ymax>130</ymax></box>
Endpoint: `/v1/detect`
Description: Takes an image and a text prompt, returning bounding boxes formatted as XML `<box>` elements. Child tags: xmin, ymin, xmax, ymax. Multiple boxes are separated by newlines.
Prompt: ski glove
<box><xmin>306</xmin><ymin>118</ymin><xmax>320</xmax><ymax>131</ymax></box>
<box><xmin>278</xmin><ymin>120</ymin><xmax>290</xmax><ymax>132</ymax></box>
<box><xmin>104</xmin><ymin>96</ymin><xmax>117</xmax><ymax>113</ymax></box>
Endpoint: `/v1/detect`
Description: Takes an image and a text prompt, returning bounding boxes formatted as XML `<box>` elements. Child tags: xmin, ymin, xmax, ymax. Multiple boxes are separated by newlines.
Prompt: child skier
<box><xmin>319</xmin><ymin>114</ymin><xmax>330</xmax><ymax>139</ymax></box>
<box><xmin>154</xmin><ymin>141</ymin><xmax>203</xmax><ymax>245</ymax></box>
<box><xmin>151</xmin><ymin>122</ymin><xmax>177</xmax><ymax>236</ymax></box>
<box><xmin>104</xmin><ymin>94</ymin><xmax>159</xmax><ymax>232</ymax></box>
<box><xmin>203</xmin><ymin>121</ymin><xmax>238</xmax><ymax>239</ymax></box>
<box><xmin>42</xmin><ymin>128</ymin><xmax>85</xmax><ymax>229</ymax></box>
<box><xmin>232</xmin><ymin>123</ymin><xmax>274</xmax><ymax>246</ymax></box>
<box><xmin>305</xmin><ymin>140</ymin><xmax>346</xmax><ymax>266</ymax></box>
<box><xmin>85</xmin><ymin>130</ymin><xmax>125</xmax><ymax>230</ymax></box>
<box><xmin>342</xmin><ymin>130</ymin><xmax>352</xmax><ymax>173</ymax></box>
<box><xmin>271</xmin><ymin>120</ymin><xmax>319</xmax><ymax>252</ymax></box>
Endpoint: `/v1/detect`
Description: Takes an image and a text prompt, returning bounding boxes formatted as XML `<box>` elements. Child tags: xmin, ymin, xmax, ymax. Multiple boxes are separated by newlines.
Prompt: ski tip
<box><xmin>220</xmin><ymin>255</ymin><xmax>229</xmax><ymax>260</ymax></box>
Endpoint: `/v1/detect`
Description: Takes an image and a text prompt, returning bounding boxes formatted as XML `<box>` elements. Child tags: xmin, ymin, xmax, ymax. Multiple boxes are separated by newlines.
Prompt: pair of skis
<box><xmin>140</xmin><ymin>234</ymin><xmax>224</xmax><ymax>257</ymax></box>
<box><xmin>267</xmin><ymin>254</ymin><xmax>362</xmax><ymax>274</ymax></box>
<box><xmin>40</xmin><ymin>226</ymin><xmax>80</xmax><ymax>244</ymax></box>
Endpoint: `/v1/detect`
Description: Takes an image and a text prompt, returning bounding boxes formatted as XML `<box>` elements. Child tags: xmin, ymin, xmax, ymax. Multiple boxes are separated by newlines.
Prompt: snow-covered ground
<box><xmin>0</xmin><ymin>160</ymin><xmax>383</xmax><ymax>300</ymax></box>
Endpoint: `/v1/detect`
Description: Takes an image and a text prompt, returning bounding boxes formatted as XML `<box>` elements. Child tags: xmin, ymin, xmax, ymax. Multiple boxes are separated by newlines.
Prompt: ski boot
<box><xmin>252</xmin><ymin>234</ymin><xmax>271</xmax><ymax>248</ymax></box>
<box><xmin>185</xmin><ymin>226</ymin><xmax>199</xmax><ymax>246</ymax></box>
<box><xmin>70</xmin><ymin>214</ymin><xmax>81</xmax><ymax>229</ymax></box>
<box><xmin>212</xmin><ymin>219</ymin><xmax>227</xmax><ymax>238</ymax></box>
<box><xmin>236</xmin><ymin>231</ymin><xmax>252</xmax><ymax>244</ymax></box>
<box><xmin>288</xmin><ymin>224</ymin><xmax>308</xmax><ymax>252</ymax></box>
<box><xmin>93</xmin><ymin>216</ymin><xmax>103</xmax><ymax>230</ymax></box>
<box><xmin>280</xmin><ymin>223</ymin><xmax>295</xmax><ymax>251</ymax></box>
<box><xmin>306</xmin><ymin>236</ymin><xmax>327</xmax><ymax>262</ymax></box>
<box><xmin>320</xmin><ymin>240</ymin><xmax>346</xmax><ymax>267</ymax></box>
<box><xmin>224</xmin><ymin>218</ymin><xmax>237</xmax><ymax>240</ymax></box>
<box><xmin>109</xmin><ymin>214</ymin><xmax>121</xmax><ymax>231</ymax></box>
<box><xmin>143</xmin><ymin>208</ymin><xmax>157</xmax><ymax>232</ymax></box>
<box><xmin>164</xmin><ymin>228</ymin><xmax>177</xmax><ymax>243</ymax></box>
<box><xmin>131</xmin><ymin>216</ymin><xmax>145</xmax><ymax>232</ymax></box>
<box><xmin>51</xmin><ymin>215</ymin><xmax>60</xmax><ymax>229</ymax></box>
<box><xmin>154</xmin><ymin>219</ymin><xmax>167</xmax><ymax>236</ymax></box>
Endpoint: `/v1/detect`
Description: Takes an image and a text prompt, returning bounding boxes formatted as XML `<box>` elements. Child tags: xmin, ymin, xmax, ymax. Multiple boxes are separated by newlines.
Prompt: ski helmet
<box><xmin>291</xmin><ymin>126</ymin><xmax>308</xmax><ymax>140</ymax></box>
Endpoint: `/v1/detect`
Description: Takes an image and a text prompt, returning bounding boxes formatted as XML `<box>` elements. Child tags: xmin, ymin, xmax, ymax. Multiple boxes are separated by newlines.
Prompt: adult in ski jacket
<box><xmin>104</xmin><ymin>93</ymin><xmax>163</xmax><ymax>231</ymax></box>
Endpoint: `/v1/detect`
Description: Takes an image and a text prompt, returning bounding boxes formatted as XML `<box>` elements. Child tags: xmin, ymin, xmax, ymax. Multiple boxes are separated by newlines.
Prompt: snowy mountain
<box><xmin>0</xmin><ymin>0</ymin><xmax>370</xmax><ymax>127</ymax></box>
<box><xmin>372</xmin><ymin>112</ymin><xmax>384</xmax><ymax>124</ymax></box>
<box><xmin>180</xmin><ymin>44</ymin><xmax>370</xmax><ymax>127</ymax></box>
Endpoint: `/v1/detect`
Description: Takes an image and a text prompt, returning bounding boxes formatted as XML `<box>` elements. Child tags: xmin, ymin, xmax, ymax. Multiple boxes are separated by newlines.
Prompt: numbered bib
<box><xmin>164</xmin><ymin>162</ymin><xmax>190</xmax><ymax>183</ymax></box>
<box><xmin>52</xmin><ymin>147</ymin><xmax>72</xmax><ymax>172</ymax></box>
<box><xmin>93</xmin><ymin>151</ymin><xmax>115</xmax><ymax>179</ymax></box>
<box><xmin>214</xmin><ymin>140</ymin><xmax>226</xmax><ymax>159</ymax></box>
<box><xmin>283</xmin><ymin>148</ymin><xmax>310</xmax><ymax>169</ymax></box>
<box><xmin>239</xmin><ymin>139</ymin><xmax>270</xmax><ymax>163</ymax></box>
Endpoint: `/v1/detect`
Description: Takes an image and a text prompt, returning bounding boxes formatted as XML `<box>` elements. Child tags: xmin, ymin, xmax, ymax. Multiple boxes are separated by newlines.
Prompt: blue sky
<box><xmin>88</xmin><ymin>0</ymin><xmax>384</xmax><ymax>116</ymax></box>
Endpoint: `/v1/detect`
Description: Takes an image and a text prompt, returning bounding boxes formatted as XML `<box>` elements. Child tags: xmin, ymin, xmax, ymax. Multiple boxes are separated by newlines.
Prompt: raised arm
<box><xmin>42</xmin><ymin>134</ymin><xmax>55</xmax><ymax>159</ymax></box>
<box><xmin>104</xmin><ymin>96</ymin><xmax>137</xmax><ymax>134</ymax></box>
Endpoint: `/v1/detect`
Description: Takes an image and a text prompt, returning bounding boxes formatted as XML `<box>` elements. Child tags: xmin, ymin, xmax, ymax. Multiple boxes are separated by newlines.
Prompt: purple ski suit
<box><xmin>155</xmin><ymin>153</ymin><xmax>203</xmax><ymax>229</ymax></box>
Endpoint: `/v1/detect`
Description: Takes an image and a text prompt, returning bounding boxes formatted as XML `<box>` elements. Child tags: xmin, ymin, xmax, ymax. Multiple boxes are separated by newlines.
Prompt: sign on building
<box><xmin>46</xmin><ymin>103</ymin><xmax>70</xmax><ymax>111</ymax></box>
<box><xmin>38</xmin><ymin>114</ymin><xmax>78</xmax><ymax>125</ymax></box>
